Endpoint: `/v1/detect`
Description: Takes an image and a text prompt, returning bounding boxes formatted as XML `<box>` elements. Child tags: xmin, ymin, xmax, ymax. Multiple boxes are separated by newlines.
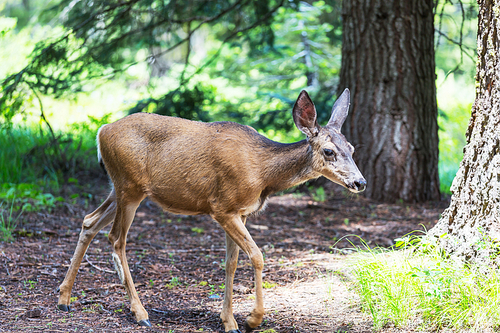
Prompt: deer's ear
<box><xmin>327</xmin><ymin>88</ymin><xmax>350</xmax><ymax>131</ymax></box>
<box><xmin>293</xmin><ymin>90</ymin><xmax>319</xmax><ymax>137</ymax></box>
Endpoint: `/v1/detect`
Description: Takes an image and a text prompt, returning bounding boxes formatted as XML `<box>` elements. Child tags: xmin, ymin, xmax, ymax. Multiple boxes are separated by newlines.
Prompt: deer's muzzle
<box><xmin>347</xmin><ymin>178</ymin><xmax>366</xmax><ymax>193</ymax></box>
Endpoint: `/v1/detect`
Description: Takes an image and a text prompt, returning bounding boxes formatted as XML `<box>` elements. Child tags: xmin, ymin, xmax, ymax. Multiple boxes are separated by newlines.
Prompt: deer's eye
<box><xmin>323</xmin><ymin>148</ymin><xmax>335</xmax><ymax>157</ymax></box>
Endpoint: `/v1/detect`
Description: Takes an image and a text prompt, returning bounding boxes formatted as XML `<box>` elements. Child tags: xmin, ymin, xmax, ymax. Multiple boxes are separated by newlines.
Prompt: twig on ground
<box><xmin>84</xmin><ymin>254</ymin><xmax>115</xmax><ymax>274</ymax></box>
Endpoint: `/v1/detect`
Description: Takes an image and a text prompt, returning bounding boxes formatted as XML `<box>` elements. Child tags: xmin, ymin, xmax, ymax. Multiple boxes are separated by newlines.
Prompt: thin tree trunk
<box><xmin>339</xmin><ymin>0</ymin><xmax>440</xmax><ymax>202</ymax></box>
<box><xmin>429</xmin><ymin>0</ymin><xmax>500</xmax><ymax>264</ymax></box>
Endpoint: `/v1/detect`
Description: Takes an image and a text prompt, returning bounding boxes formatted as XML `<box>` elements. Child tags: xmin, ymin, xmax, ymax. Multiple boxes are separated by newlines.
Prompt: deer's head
<box><xmin>293</xmin><ymin>89</ymin><xmax>366</xmax><ymax>193</ymax></box>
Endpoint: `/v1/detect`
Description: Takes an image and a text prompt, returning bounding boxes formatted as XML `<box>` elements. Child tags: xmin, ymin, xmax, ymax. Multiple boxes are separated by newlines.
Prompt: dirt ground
<box><xmin>0</xmin><ymin>180</ymin><xmax>447</xmax><ymax>332</ymax></box>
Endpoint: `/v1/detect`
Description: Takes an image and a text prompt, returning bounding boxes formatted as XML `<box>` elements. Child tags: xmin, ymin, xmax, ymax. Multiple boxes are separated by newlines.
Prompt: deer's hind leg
<box><xmin>220</xmin><ymin>217</ymin><xmax>246</xmax><ymax>332</ymax></box>
<box><xmin>107</xmin><ymin>193</ymin><xmax>149</xmax><ymax>326</ymax></box>
<box><xmin>58</xmin><ymin>190</ymin><xmax>117</xmax><ymax>311</ymax></box>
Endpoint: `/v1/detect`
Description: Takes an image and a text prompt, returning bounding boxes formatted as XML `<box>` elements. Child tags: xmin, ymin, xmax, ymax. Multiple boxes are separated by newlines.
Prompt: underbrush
<box><xmin>349</xmin><ymin>234</ymin><xmax>500</xmax><ymax>332</ymax></box>
<box><xmin>0</xmin><ymin>115</ymin><xmax>110</xmax><ymax>241</ymax></box>
<box><xmin>0</xmin><ymin>183</ymin><xmax>64</xmax><ymax>212</ymax></box>
<box><xmin>0</xmin><ymin>115</ymin><xmax>110</xmax><ymax>185</ymax></box>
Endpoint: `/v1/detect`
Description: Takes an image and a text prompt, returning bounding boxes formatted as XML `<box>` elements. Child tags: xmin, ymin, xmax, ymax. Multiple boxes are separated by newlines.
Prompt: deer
<box><xmin>56</xmin><ymin>88</ymin><xmax>366</xmax><ymax>332</ymax></box>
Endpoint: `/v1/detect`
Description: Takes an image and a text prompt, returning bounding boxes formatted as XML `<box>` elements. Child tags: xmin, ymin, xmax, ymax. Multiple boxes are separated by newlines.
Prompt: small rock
<box><xmin>233</xmin><ymin>284</ymin><xmax>251</xmax><ymax>294</ymax></box>
<box><xmin>25</xmin><ymin>308</ymin><xmax>42</xmax><ymax>318</ymax></box>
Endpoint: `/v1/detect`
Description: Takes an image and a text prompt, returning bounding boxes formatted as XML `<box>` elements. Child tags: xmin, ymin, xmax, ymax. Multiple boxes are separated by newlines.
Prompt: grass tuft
<box><xmin>0</xmin><ymin>199</ymin><xmax>23</xmax><ymax>242</ymax></box>
<box><xmin>349</xmin><ymin>234</ymin><xmax>500</xmax><ymax>332</ymax></box>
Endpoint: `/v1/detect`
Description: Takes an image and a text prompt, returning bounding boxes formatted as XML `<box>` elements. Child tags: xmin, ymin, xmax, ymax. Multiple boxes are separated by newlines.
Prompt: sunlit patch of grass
<box><xmin>349</xmin><ymin>234</ymin><xmax>500</xmax><ymax>331</ymax></box>
<box><xmin>191</xmin><ymin>227</ymin><xmax>205</xmax><ymax>234</ymax></box>
<box><xmin>262</xmin><ymin>281</ymin><xmax>277</xmax><ymax>289</ymax></box>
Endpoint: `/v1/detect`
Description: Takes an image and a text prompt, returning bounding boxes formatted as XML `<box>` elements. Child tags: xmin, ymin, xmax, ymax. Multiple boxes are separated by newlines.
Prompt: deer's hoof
<box><xmin>138</xmin><ymin>319</ymin><xmax>152</xmax><ymax>327</ymax></box>
<box><xmin>227</xmin><ymin>330</ymin><xmax>242</xmax><ymax>333</ymax></box>
<box><xmin>57</xmin><ymin>304</ymin><xmax>71</xmax><ymax>312</ymax></box>
<box><xmin>244</xmin><ymin>322</ymin><xmax>255</xmax><ymax>333</ymax></box>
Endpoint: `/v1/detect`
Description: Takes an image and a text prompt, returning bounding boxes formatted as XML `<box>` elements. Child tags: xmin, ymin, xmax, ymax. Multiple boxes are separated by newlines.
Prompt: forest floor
<box><xmin>0</xmin><ymin>179</ymin><xmax>447</xmax><ymax>333</ymax></box>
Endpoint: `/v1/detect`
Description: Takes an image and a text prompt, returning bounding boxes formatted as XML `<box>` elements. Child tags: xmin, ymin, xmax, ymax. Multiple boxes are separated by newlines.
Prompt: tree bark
<box><xmin>429</xmin><ymin>0</ymin><xmax>500</xmax><ymax>265</ymax></box>
<box><xmin>339</xmin><ymin>0</ymin><xmax>440</xmax><ymax>202</ymax></box>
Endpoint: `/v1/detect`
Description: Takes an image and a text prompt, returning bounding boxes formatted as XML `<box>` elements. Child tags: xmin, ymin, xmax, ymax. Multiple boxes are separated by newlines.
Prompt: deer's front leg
<box><xmin>245</xmin><ymin>252</ymin><xmax>264</xmax><ymax>332</ymax></box>
<box><xmin>215</xmin><ymin>214</ymin><xmax>264</xmax><ymax>332</ymax></box>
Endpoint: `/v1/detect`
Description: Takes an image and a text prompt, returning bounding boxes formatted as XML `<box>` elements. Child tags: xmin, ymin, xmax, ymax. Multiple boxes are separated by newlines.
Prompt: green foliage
<box><xmin>311</xmin><ymin>186</ymin><xmax>326</xmax><ymax>202</ymax></box>
<box><xmin>129</xmin><ymin>83</ymin><xmax>215</xmax><ymax>122</ymax></box>
<box><xmin>23</xmin><ymin>279</ymin><xmax>37</xmax><ymax>289</ymax></box>
<box><xmin>0</xmin><ymin>0</ymin><xmax>342</xmax><ymax>144</ymax></box>
<box><xmin>0</xmin><ymin>114</ymin><xmax>109</xmax><ymax>235</ymax></box>
<box><xmin>0</xmin><ymin>0</ymin><xmax>289</xmax><ymax>124</ymax></box>
<box><xmin>166</xmin><ymin>276</ymin><xmax>181</xmax><ymax>289</ymax></box>
<box><xmin>121</xmin><ymin>1</ymin><xmax>342</xmax><ymax>139</ymax></box>
<box><xmin>434</xmin><ymin>1</ymin><xmax>477</xmax><ymax>194</ymax></box>
<box><xmin>210</xmin><ymin>1</ymin><xmax>342</xmax><ymax>132</ymax></box>
<box><xmin>436</xmin><ymin>76</ymin><xmax>473</xmax><ymax>195</ymax></box>
<box><xmin>438</xmin><ymin>104</ymin><xmax>470</xmax><ymax>195</ymax></box>
<box><xmin>350</xmin><ymin>234</ymin><xmax>500</xmax><ymax>331</ymax></box>
<box><xmin>0</xmin><ymin>183</ymin><xmax>64</xmax><ymax>212</ymax></box>
<box><xmin>1</xmin><ymin>0</ymin><xmax>57</xmax><ymax>30</ymax></box>
<box><xmin>434</xmin><ymin>2</ymin><xmax>478</xmax><ymax>79</ymax></box>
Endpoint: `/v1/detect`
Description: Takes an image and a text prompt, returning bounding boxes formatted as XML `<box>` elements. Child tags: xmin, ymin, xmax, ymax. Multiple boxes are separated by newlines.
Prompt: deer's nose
<box><xmin>354</xmin><ymin>179</ymin><xmax>366</xmax><ymax>192</ymax></box>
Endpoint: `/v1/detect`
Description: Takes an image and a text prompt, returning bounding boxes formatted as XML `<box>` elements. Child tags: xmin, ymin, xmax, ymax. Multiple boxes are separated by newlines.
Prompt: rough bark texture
<box><xmin>429</xmin><ymin>0</ymin><xmax>500</xmax><ymax>265</ymax></box>
<box><xmin>339</xmin><ymin>0</ymin><xmax>440</xmax><ymax>202</ymax></box>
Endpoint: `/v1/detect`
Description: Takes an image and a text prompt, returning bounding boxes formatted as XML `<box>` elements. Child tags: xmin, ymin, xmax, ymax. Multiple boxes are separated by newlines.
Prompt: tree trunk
<box><xmin>429</xmin><ymin>0</ymin><xmax>500</xmax><ymax>265</ymax></box>
<box><xmin>339</xmin><ymin>0</ymin><xmax>440</xmax><ymax>202</ymax></box>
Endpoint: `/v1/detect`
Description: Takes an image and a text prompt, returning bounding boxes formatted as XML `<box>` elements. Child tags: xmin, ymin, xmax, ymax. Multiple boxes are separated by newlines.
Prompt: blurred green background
<box><xmin>0</xmin><ymin>0</ymin><xmax>477</xmax><ymax>199</ymax></box>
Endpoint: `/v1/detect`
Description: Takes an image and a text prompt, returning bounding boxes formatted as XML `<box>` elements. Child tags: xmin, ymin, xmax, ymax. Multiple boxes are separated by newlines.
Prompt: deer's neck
<box><xmin>261</xmin><ymin>139</ymin><xmax>319</xmax><ymax>196</ymax></box>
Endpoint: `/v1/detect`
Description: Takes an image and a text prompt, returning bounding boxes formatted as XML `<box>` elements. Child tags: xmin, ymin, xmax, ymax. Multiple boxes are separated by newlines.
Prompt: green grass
<box><xmin>0</xmin><ymin>115</ymin><xmax>111</xmax><ymax>241</ymax></box>
<box><xmin>0</xmin><ymin>126</ymin><xmax>44</xmax><ymax>184</ymax></box>
<box><xmin>349</xmin><ymin>235</ymin><xmax>500</xmax><ymax>331</ymax></box>
<box><xmin>0</xmin><ymin>114</ymin><xmax>110</xmax><ymax>186</ymax></box>
<box><xmin>0</xmin><ymin>199</ymin><xmax>22</xmax><ymax>242</ymax></box>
